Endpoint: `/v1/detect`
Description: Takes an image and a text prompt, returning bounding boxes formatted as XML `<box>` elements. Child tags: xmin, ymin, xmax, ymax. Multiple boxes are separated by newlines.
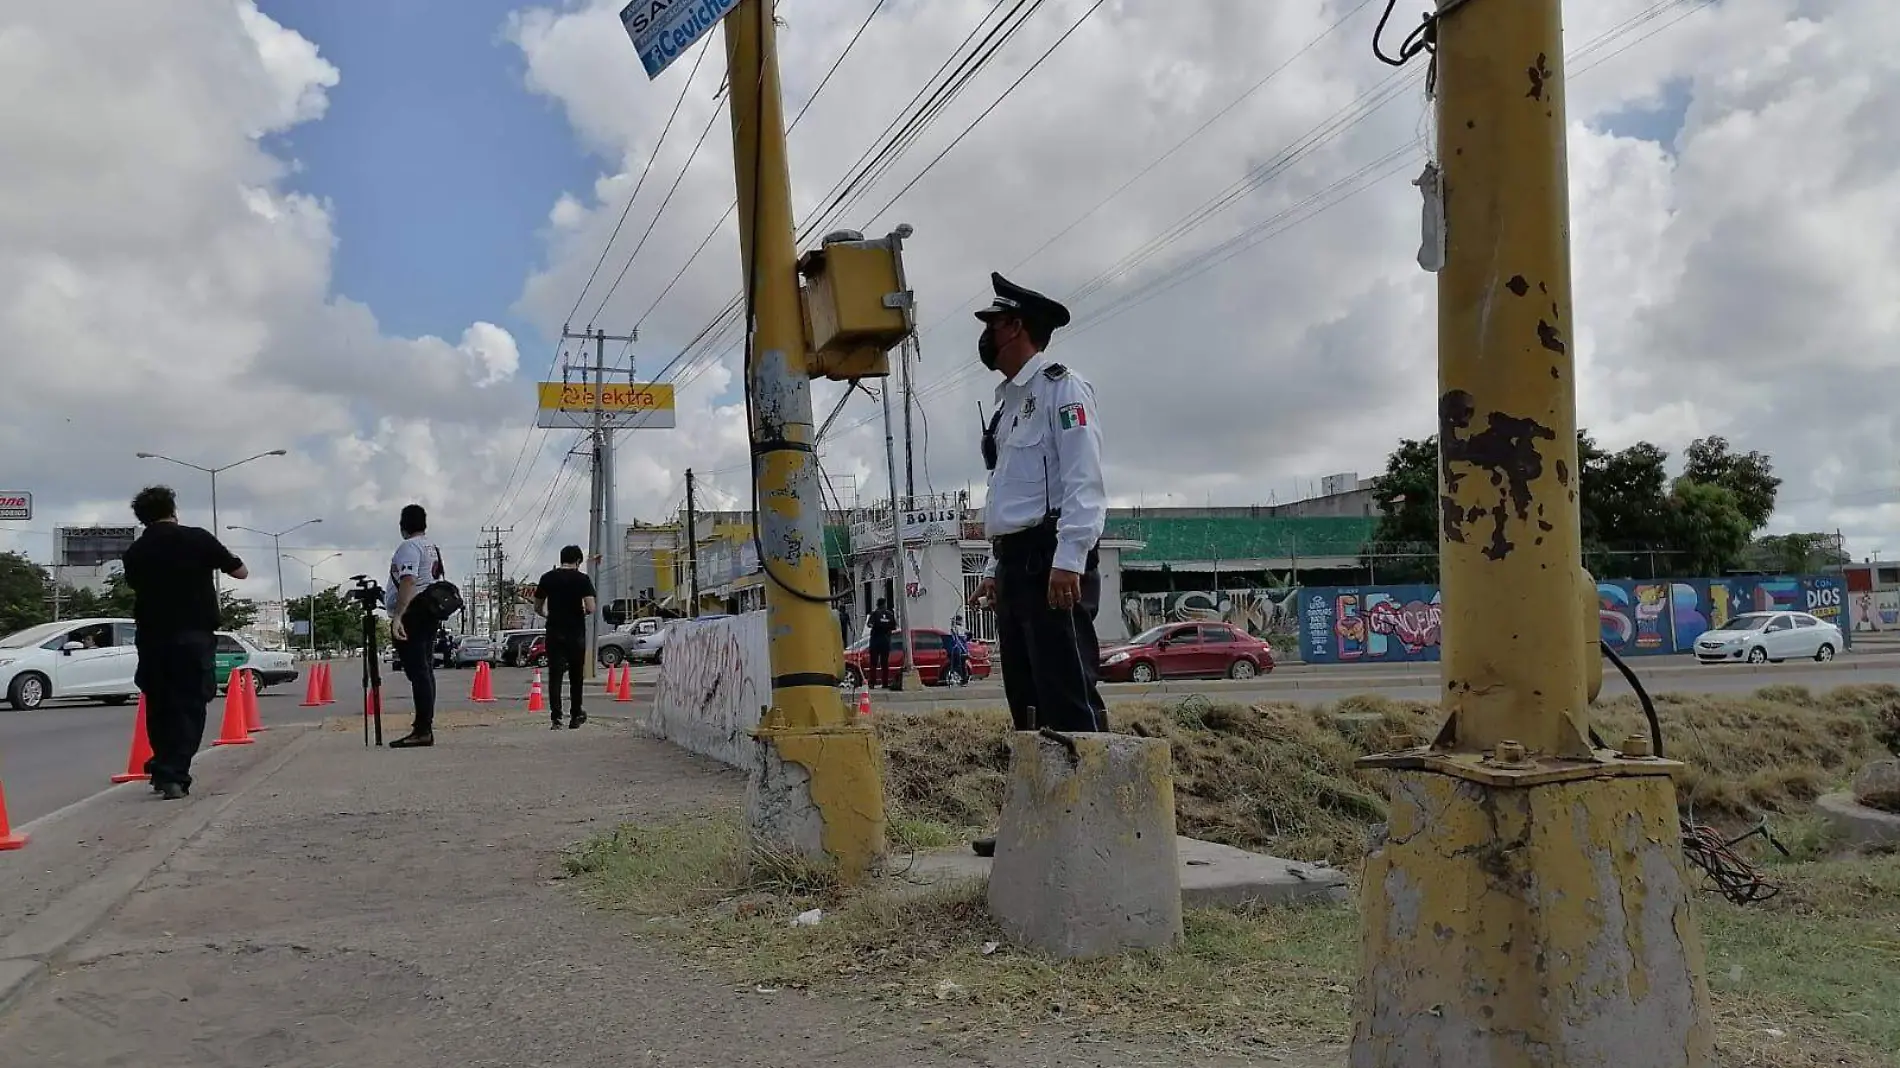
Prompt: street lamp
<box><xmin>228</xmin><ymin>520</ymin><xmax>320</xmax><ymax>648</ymax></box>
<box><xmin>283</xmin><ymin>551</ymin><xmax>343</xmax><ymax>654</ymax></box>
<box><xmin>135</xmin><ymin>449</ymin><xmax>288</xmax><ymax>586</ymax></box>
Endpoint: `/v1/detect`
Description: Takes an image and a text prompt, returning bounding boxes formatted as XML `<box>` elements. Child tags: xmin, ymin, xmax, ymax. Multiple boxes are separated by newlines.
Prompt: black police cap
<box><xmin>974</xmin><ymin>272</ymin><xmax>1071</xmax><ymax>333</ymax></box>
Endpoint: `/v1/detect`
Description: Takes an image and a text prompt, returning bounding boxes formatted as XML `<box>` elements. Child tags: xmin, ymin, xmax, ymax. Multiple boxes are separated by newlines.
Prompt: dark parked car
<box><xmin>1098</xmin><ymin>622</ymin><xmax>1275</xmax><ymax>683</ymax></box>
<box><xmin>499</xmin><ymin>629</ymin><xmax>543</xmax><ymax>667</ymax></box>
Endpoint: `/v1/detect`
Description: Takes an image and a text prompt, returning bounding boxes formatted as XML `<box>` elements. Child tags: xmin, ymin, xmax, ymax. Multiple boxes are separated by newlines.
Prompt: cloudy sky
<box><xmin>1</xmin><ymin>0</ymin><xmax>1894</xmax><ymax>605</ymax></box>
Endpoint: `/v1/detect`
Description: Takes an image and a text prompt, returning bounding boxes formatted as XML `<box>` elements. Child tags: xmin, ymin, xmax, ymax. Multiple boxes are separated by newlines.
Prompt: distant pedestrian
<box><xmin>535</xmin><ymin>545</ymin><xmax>598</xmax><ymax>730</ymax></box>
<box><xmin>122</xmin><ymin>485</ymin><xmax>248</xmax><ymax>800</ymax></box>
<box><xmin>837</xmin><ymin>604</ymin><xmax>852</xmax><ymax>650</ymax></box>
<box><xmin>387</xmin><ymin>504</ymin><xmax>450</xmax><ymax>749</ymax></box>
<box><xmin>866</xmin><ymin>598</ymin><xmax>897</xmax><ymax>689</ymax></box>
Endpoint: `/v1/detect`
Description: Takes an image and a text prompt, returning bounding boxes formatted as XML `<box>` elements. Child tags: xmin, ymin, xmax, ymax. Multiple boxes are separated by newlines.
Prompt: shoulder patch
<box><xmin>1040</xmin><ymin>363</ymin><xmax>1068</xmax><ymax>381</ymax></box>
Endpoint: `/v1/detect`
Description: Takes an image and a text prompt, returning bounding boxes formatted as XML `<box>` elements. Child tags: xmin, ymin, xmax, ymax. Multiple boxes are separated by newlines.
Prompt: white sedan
<box><xmin>1693</xmin><ymin>610</ymin><xmax>1844</xmax><ymax>665</ymax></box>
<box><xmin>0</xmin><ymin>617</ymin><xmax>140</xmax><ymax>711</ymax></box>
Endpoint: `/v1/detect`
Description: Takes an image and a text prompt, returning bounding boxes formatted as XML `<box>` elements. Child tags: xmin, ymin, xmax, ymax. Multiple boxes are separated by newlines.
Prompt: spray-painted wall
<box><xmin>1850</xmin><ymin>589</ymin><xmax>1900</xmax><ymax>632</ymax></box>
<box><xmin>1298</xmin><ymin>574</ymin><xmax>1849</xmax><ymax>665</ymax></box>
<box><xmin>1120</xmin><ymin>587</ymin><xmax>1300</xmax><ymax>638</ymax></box>
<box><xmin>645</xmin><ymin>611</ymin><xmax>769</xmax><ymax>769</ymax></box>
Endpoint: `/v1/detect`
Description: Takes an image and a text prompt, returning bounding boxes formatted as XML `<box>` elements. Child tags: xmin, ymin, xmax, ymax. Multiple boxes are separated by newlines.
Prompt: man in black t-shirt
<box><xmin>121</xmin><ymin>486</ymin><xmax>248</xmax><ymax>800</ymax></box>
<box><xmin>535</xmin><ymin>544</ymin><xmax>598</xmax><ymax>729</ymax></box>
<box><xmin>866</xmin><ymin>598</ymin><xmax>898</xmax><ymax>690</ymax></box>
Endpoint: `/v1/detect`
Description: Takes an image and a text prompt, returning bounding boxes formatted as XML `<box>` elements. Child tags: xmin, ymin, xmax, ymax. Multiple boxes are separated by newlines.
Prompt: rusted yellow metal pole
<box><xmin>723</xmin><ymin>0</ymin><xmax>884</xmax><ymax>884</ymax></box>
<box><xmin>1350</xmin><ymin>1</ymin><xmax>1714</xmax><ymax>1063</ymax></box>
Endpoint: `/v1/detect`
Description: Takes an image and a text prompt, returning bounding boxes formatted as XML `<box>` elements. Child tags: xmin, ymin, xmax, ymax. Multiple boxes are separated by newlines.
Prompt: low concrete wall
<box><xmin>644</xmin><ymin>612</ymin><xmax>769</xmax><ymax>769</ymax></box>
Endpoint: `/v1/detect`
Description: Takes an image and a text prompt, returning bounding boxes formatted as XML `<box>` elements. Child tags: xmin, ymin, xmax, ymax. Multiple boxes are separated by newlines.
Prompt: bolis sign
<box><xmin>620</xmin><ymin>0</ymin><xmax>742</xmax><ymax>79</ymax></box>
<box><xmin>0</xmin><ymin>492</ymin><xmax>29</xmax><ymax>521</ymax></box>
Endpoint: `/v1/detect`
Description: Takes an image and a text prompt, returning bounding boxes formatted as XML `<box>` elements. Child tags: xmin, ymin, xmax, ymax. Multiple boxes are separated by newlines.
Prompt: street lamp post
<box><xmin>228</xmin><ymin>520</ymin><xmax>321</xmax><ymax>647</ymax></box>
<box><xmin>283</xmin><ymin>551</ymin><xmax>342</xmax><ymax>654</ymax></box>
<box><xmin>135</xmin><ymin>449</ymin><xmax>288</xmax><ymax>589</ymax></box>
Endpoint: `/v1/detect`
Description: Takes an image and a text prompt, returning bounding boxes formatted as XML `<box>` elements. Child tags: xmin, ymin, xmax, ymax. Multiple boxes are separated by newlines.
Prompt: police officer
<box><xmin>968</xmin><ymin>271</ymin><xmax>1110</xmax><ymax>731</ymax></box>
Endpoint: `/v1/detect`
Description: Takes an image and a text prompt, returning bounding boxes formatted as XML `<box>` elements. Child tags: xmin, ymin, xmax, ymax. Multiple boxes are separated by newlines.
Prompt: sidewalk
<box><xmin>0</xmin><ymin>711</ymin><xmax>1291</xmax><ymax>1068</ymax></box>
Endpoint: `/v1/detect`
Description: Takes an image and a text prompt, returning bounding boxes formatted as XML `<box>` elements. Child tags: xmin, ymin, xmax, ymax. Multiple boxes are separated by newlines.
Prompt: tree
<box><xmin>1579</xmin><ymin>439</ymin><xmax>1672</xmax><ymax>577</ymax></box>
<box><xmin>286</xmin><ymin>586</ymin><xmax>367</xmax><ymax>650</ymax></box>
<box><xmin>219</xmin><ymin>589</ymin><xmax>258</xmax><ymax>632</ymax></box>
<box><xmin>63</xmin><ymin>572</ymin><xmax>135</xmax><ymax>620</ymax></box>
<box><xmin>1362</xmin><ymin>436</ymin><xmax>1441</xmax><ymax>584</ymax></box>
<box><xmin>1662</xmin><ymin>479</ymin><xmax>1755</xmax><ymax>576</ymax></box>
<box><xmin>1748</xmin><ymin>532</ymin><xmax>1849</xmax><ymax>575</ymax></box>
<box><xmin>1683</xmin><ymin>436</ymin><xmax>1780</xmax><ymax>530</ymax></box>
<box><xmin>0</xmin><ymin>552</ymin><xmax>50</xmax><ymax>635</ymax></box>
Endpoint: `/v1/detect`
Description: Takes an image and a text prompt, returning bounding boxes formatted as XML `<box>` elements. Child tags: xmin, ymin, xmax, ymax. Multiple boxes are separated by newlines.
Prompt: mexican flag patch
<box><xmin>1058</xmin><ymin>403</ymin><xmax>1088</xmax><ymax>430</ymax></box>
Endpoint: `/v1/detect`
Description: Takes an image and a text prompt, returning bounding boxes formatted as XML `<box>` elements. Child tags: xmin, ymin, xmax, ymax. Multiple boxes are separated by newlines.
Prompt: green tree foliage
<box><xmin>1367</xmin><ymin>433</ymin><xmax>1781</xmax><ymax>582</ymax></box>
<box><xmin>1748</xmin><ymin>532</ymin><xmax>1849</xmax><ymax>575</ymax></box>
<box><xmin>0</xmin><ymin>552</ymin><xmax>50</xmax><ymax>635</ymax></box>
<box><xmin>1683</xmin><ymin>435</ymin><xmax>1780</xmax><ymax>530</ymax></box>
<box><xmin>286</xmin><ymin>586</ymin><xmax>367</xmax><ymax>650</ymax></box>
<box><xmin>218</xmin><ymin>589</ymin><xmax>258</xmax><ymax>632</ymax></box>
<box><xmin>63</xmin><ymin>572</ymin><xmax>136</xmax><ymax>620</ymax></box>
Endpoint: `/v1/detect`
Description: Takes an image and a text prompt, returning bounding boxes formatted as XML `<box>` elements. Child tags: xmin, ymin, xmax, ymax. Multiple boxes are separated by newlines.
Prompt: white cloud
<box><xmin>506</xmin><ymin>0</ymin><xmax>1900</xmax><ymax>555</ymax></box>
<box><xmin>0</xmin><ymin>0</ymin><xmax>524</xmax><ymax>598</ymax></box>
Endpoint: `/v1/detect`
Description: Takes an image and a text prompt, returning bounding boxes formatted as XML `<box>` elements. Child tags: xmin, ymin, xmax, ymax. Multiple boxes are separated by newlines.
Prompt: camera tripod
<box><xmin>351</xmin><ymin>576</ymin><xmax>386</xmax><ymax>747</ymax></box>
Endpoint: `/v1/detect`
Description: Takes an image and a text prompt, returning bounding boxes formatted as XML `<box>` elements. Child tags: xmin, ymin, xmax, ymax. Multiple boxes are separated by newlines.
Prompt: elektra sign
<box><xmin>621</xmin><ymin>0</ymin><xmax>742</xmax><ymax>79</ymax></box>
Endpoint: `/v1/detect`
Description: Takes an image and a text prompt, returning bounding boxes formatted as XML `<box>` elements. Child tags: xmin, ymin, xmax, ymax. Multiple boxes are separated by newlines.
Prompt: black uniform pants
<box><xmin>993</xmin><ymin>527</ymin><xmax>1107</xmax><ymax>733</ymax></box>
<box><xmin>135</xmin><ymin>631</ymin><xmax>216</xmax><ymax>789</ymax></box>
<box><xmin>867</xmin><ymin>639</ymin><xmax>893</xmax><ymax>688</ymax></box>
<box><xmin>546</xmin><ymin>633</ymin><xmax>587</xmax><ymax>719</ymax></box>
<box><xmin>392</xmin><ymin>608</ymin><xmax>439</xmax><ymax>735</ymax></box>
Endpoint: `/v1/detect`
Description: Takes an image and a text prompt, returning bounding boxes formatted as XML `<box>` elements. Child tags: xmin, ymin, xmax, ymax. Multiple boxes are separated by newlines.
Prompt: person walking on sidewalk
<box><xmin>387</xmin><ymin>504</ymin><xmax>448</xmax><ymax>749</ymax></box>
<box><xmin>122</xmin><ymin>485</ymin><xmax>249</xmax><ymax>800</ymax></box>
<box><xmin>866</xmin><ymin>598</ymin><xmax>897</xmax><ymax>689</ymax></box>
<box><xmin>966</xmin><ymin>272</ymin><xmax>1110</xmax><ymax>856</ymax></box>
<box><xmin>535</xmin><ymin>544</ymin><xmax>597</xmax><ymax>730</ymax></box>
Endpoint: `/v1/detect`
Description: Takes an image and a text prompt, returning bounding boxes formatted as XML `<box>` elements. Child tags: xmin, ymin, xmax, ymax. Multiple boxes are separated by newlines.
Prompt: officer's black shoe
<box><xmin>550</xmin><ymin>718</ymin><xmax>563</xmax><ymax>730</ymax></box>
<box><xmin>389</xmin><ymin>732</ymin><xmax>434</xmax><ymax>749</ymax></box>
<box><xmin>569</xmin><ymin>711</ymin><xmax>587</xmax><ymax>729</ymax></box>
<box><xmin>157</xmin><ymin>782</ymin><xmax>187</xmax><ymax>801</ymax></box>
<box><xmin>971</xmin><ymin>836</ymin><xmax>996</xmax><ymax>858</ymax></box>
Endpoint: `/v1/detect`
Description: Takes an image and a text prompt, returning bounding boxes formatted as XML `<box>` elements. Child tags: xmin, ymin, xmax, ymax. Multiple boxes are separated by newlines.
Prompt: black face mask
<box><xmin>977</xmin><ymin>327</ymin><xmax>1000</xmax><ymax>370</ymax></box>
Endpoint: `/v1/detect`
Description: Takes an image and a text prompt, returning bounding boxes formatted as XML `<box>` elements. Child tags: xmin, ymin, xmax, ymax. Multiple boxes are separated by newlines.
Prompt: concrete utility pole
<box><xmin>721</xmin><ymin>0</ymin><xmax>884</xmax><ymax>884</ymax></box>
<box><xmin>563</xmin><ymin>327</ymin><xmax>636</xmax><ymax>677</ymax></box>
<box><xmin>880</xmin><ymin>383</ymin><xmax>920</xmax><ymax>691</ymax></box>
<box><xmin>479</xmin><ymin>526</ymin><xmax>511</xmax><ymax>634</ymax></box>
<box><xmin>684</xmin><ymin>468</ymin><xmax>701</xmax><ymax>617</ymax></box>
<box><xmin>1350</xmin><ymin>4</ymin><xmax>1713</xmax><ymax>1066</ymax></box>
<box><xmin>900</xmin><ymin>335</ymin><xmax>917</xmax><ymax>505</ymax></box>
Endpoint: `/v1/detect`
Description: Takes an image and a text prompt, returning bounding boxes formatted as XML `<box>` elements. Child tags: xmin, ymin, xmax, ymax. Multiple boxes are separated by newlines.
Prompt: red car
<box><xmin>844</xmin><ymin>628</ymin><xmax>991</xmax><ymax>688</ymax></box>
<box><xmin>1098</xmin><ymin>622</ymin><xmax>1274</xmax><ymax>683</ymax></box>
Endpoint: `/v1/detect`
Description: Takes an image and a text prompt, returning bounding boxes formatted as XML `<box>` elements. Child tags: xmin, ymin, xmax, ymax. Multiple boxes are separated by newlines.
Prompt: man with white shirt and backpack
<box><xmin>386</xmin><ymin>503</ymin><xmax>461</xmax><ymax>749</ymax></box>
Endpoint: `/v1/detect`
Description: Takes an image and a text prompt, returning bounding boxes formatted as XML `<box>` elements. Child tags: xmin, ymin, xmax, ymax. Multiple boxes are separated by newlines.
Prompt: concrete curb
<box><xmin>0</xmin><ymin>726</ymin><xmax>318</xmax><ymax>1015</ymax></box>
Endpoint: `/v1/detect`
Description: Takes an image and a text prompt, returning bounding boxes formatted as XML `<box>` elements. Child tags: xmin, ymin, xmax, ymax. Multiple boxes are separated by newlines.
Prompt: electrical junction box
<box><xmin>797</xmin><ymin>230</ymin><xmax>912</xmax><ymax>381</ymax></box>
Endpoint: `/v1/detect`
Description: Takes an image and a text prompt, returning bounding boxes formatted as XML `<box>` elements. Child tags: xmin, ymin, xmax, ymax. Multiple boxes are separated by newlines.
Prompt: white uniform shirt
<box><xmin>982</xmin><ymin>351</ymin><xmax>1107</xmax><ymax>577</ymax></box>
<box><xmin>386</xmin><ymin>535</ymin><xmax>445</xmax><ymax>612</ymax></box>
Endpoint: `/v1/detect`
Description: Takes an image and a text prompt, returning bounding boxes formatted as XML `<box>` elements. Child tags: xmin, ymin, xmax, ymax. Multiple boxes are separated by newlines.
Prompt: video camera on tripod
<box><xmin>350</xmin><ymin>575</ymin><xmax>387</xmax><ymax>747</ymax></box>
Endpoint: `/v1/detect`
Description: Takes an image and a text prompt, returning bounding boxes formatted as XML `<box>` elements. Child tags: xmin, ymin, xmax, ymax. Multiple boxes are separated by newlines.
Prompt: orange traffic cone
<box><xmin>526</xmin><ymin>669</ymin><xmax>545</xmax><ymax>714</ymax></box>
<box><xmin>616</xmin><ymin>664</ymin><xmax>634</xmax><ymax>703</ymax></box>
<box><xmin>471</xmin><ymin>661</ymin><xmax>496</xmax><ymax>703</ymax></box>
<box><xmin>242</xmin><ymin>670</ymin><xmax>266</xmax><ymax>733</ymax></box>
<box><xmin>213</xmin><ymin>670</ymin><xmax>254</xmax><ymax>746</ymax></box>
<box><xmin>602</xmin><ymin>663</ymin><xmax>618</xmax><ymax>693</ymax></box>
<box><xmin>300</xmin><ymin>664</ymin><xmax>324</xmax><ymax>707</ymax></box>
<box><xmin>111</xmin><ymin>695</ymin><xmax>156</xmax><ymax>783</ymax></box>
<box><xmin>0</xmin><ymin>777</ymin><xmax>25</xmax><ymax>850</ymax></box>
<box><xmin>856</xmin><ymin>683</ymin><xmax>872</xmax><ymax>717</ymax></box>
<box><xmin>318</xmin><ymin>661</ymin><xmax>335</xmax><ymax>705</ymax></box>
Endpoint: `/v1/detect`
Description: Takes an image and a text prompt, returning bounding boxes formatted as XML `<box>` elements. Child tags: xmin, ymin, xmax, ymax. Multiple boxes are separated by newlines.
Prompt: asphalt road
<box><xmin>4</xmin><ymin>655</ymin><xmax>1896</xmax><ymax>828</ymax></box>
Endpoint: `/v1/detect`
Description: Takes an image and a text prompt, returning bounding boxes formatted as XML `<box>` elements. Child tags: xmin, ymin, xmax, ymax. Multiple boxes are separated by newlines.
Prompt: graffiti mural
<box><xmin>1850</xmin><ymin>590</ymin><xmax>1900</xmax><ymax>632</ymax></box>
<box><xmin>1301</xmin><ymin>574</ymin><xmax>1848</xmax><ymax>664</ymax></box>
<box><xmin>647</xmin><ymin>612</ymin><xmax>769</xmax><ymax>769</ymax></box>
<box><xmin>1123</xmin><ymin>587</ymin><xmax>1299</xmax><ymax>639</ymax></box>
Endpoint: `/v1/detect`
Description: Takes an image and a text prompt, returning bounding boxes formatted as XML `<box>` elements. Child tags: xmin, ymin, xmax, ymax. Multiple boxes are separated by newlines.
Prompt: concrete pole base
<box><xmin>1350</xmin><ymin>770</ymin><xmax>1715</xmax><ymax>1067</ymax></box>
<box><xmin>746</xmin><ymin>723</ymin><xmax>886</xmax><ymax>886</ymax></box>
<box><xmin>987</xmin><ymin>731</ymin><xmax>1182</xmax><ymax>959</ymax></box>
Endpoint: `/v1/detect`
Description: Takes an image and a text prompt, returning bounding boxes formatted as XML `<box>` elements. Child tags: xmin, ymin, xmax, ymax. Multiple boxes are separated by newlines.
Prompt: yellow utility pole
<box><xmin>721</xmin><ymin>0</ymin><xmax>885</xmax><ymax>884</ymax></box>
<box><xmin>1351</xmin><ymin>2</ymin><xmax>1713</xmax><ymax>1064</ymax></box>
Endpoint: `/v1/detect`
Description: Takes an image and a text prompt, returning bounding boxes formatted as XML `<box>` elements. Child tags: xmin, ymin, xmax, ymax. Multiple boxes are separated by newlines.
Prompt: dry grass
<box><xmin>563</xmin><ymin>684</ymin><xmax>1900</xmax><ymax>1061</ymax></box>
<box><xmin>876</xmin><ymin>685</ymin><xmax>1900</xmax><ymax>865</ymax></box>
